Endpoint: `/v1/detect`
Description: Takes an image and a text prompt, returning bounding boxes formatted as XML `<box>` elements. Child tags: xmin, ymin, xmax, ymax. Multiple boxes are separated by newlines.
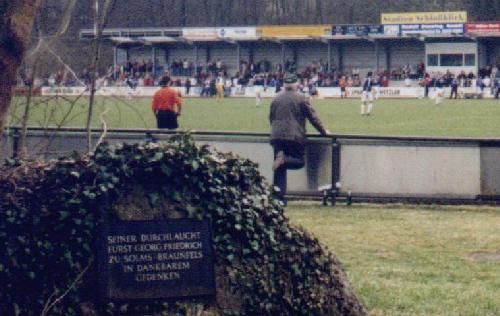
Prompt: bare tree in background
<box><xmin>16</xmin><ymin>0</ymin><xmax>78</xmax><ymax>157</ymax></box>
<box><xmin>85</xmin><ymin>0</ymin><xmax>116</xmax><ymax>153</ymax></box>
<box><xmin>0</xmin><ymin>0</ymin><xmax>43</xmax><ymax>135</ymax></box>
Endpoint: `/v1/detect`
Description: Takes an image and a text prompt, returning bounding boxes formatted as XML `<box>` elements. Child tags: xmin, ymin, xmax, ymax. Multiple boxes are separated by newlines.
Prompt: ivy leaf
<box><xmin>160</xmin><ymin>164</ymin><xmax>172</xmax><ymax>176</ymax></box>
<box><xmin>148</xmin><ymin>193</ymin><xmax>160</xmax><ymax>206</ymax></box>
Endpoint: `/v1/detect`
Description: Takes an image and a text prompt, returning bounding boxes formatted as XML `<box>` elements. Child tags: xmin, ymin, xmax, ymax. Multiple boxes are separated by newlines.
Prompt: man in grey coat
<box><xmin>269</xmin><ymin>73</ymin><xmax>330</xmax><ymax>204</ymax></box>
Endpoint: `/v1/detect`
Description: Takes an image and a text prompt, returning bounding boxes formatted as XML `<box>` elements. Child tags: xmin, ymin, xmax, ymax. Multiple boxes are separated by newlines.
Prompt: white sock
<box><xmin>368</xmin><ymin>103</ymin><xmax>373</xmax><ymax>114</ymax></box>
<box><xmin>361</xmin><ymin>103</ymin><xmax>366</xmax><ymax>115</ymax></box>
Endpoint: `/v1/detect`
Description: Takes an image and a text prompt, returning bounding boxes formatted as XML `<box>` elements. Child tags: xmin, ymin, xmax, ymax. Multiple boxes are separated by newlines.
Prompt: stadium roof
<box><xmin>80</xmin><ymin>24</ymin><xmax>500</xmax><ymax>45</ymax></box>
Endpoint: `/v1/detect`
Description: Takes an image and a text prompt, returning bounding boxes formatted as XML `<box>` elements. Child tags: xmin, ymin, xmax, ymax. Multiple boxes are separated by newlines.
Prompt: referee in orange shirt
<box><xmin>152</xmin><ymin>76</ymin><xmax>183</xmax><ymax>129</ymax></box>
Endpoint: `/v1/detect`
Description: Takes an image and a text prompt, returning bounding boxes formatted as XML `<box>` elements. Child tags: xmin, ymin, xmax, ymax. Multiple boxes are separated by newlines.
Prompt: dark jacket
<box><xmin>269</xmin><ymin>89</ymin><xmax>327</xmax><ymax>145</ymax></box>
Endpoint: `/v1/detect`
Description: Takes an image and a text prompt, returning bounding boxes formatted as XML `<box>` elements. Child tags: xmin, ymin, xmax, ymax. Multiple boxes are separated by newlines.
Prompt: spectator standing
<box><xmin>269</xmin><ymin>73</ymin><xmax>330</xmax><ymax>205</ymax></box>
<box><xmin>152</xmin><ymin>76</ymin><xmax>182</xmax><ymax>129</ymax></box>
<box><xmin>182</xmin><ymin>59</ymin><xmax>189</xmax><ymax>76</ymax></box>
<box><xmin>275</xmin><ymin>79</ymin><xmax>282</xmax><ymax>94</ymax></box>
<box><xmin>450</xmin><ymin>76</ymin><xmax>459</xmax><ymax>99</ymax></box>
<box><xmin>494</xmin><ymin>77</ymin><xmax>500</xmax><ymax>99</ymax></box>
<box><xmin>423</xmin><ymin>75</ymin><xmax>431</xmax><ymax>98</ymax></box>
<box><xmin>185</xmin><ymin>78</ymin><xmax>191</xmax><ymax>96</ymax></box>
<box><xmin>339</xmin><ymin>76</ymin><xmax>347</xmax><ymax>98</ymax></box>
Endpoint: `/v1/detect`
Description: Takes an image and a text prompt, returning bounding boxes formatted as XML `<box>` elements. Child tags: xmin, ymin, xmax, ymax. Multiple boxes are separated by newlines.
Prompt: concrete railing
<box><xmin>2</xmin><ymin>127</ymin><xmax>500</xmax><ymax>202</ymax></box>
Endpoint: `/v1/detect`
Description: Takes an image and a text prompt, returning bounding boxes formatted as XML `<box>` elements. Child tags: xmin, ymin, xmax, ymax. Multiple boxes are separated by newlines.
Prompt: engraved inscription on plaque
<box><xmin>98</xmin><ymin>219</ymin><xmax>215</xmax><ymax>300</ymax></box>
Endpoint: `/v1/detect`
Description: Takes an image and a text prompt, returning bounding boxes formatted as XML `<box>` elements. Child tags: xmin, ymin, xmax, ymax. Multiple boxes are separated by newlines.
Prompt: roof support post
<box><xmin>375</xmin><ymin>40</ymin><xmax>380</xmax><ymax>73</ymax></box>
<box><xmin>281</xmin><ymin>43</ymin><xmax>285</xmax><ymax>71</ymax></box>
<box><xmin>152</xmin><ymin>46</ymin><xmax>156</xmax><ymax>79</ymax></box>
<box><xmin>194</xmin><ymin>44</ymin><xmax>199</xmax><ymax>76</ymax></box>
<box><xmin>113</xmin><ymin>46</ymin><xmax>118</xmax><ymax>80</ymax></box>
<box><xmin>338</xmin><ymin>44</ymin><xmax>343</xmax><ymax>74</ymax></box>
<box><xmin>236</xmin><ymin>42</ymin><xmax>241</xmax><ymax>75</ymax></box>
<box><xmin>385</xmin><ymin>44</ymin><xmax>391</xmax><ymax>73</ymax></box>
<box><xmin>206</xmin><ymin>45</ymin><xmax>211</xmax><ymax>64</ymax></box>
<box><xmin>327</xmin><ymin>40</ymin><xmax>332</xmax><ymax>72</ymax></box>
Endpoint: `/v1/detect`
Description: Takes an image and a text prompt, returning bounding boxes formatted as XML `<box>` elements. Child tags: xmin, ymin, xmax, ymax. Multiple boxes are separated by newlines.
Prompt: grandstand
<box><xmin>69</xmin><ymin>13</ymin><xmax>500</xmax><ymax>98</ymax></box>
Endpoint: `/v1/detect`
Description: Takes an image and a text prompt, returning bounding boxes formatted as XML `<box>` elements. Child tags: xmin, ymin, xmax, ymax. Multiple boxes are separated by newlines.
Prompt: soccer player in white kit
<box><xmin>434</xmin><ymin>76</ymin><xmax>445</xmax><ymax>105</ymax></box>
<box><xmin>255</xmin><ymin>89</ymin><xmax>262</xmax><ymax>107</ymax></box>
<box><xmin>361</xmin><ymin>72</ymin><xmax>375</xmax><ymax>116</ymax></box>
<box><xmin>256</xmin><ymin>86</ymin><xmax>268</xmax><ymax>107</ymax></box>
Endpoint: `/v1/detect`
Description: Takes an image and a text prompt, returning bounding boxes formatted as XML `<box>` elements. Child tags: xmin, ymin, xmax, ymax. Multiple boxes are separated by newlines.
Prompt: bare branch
<box><xmin>94</xmin><ymin>107</ymin><xmax>110</xmax><ymax>151</ymax></box>
<box><xmin>28</xmin><ymin>0</ymin><xmax>77</xmax><ymax>59</ymax></box>
<box><xmin>86</xmin><ymin>0</ymin><xmax>118</xmax><ymax>153</ymax></box>
<box><xmin>40</xmin><ymin>257</ymin><xmax>94</xmax><ymax>316</ymax></box>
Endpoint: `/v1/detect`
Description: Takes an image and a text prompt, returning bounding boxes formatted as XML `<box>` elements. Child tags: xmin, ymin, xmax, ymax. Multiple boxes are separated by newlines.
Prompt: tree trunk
<box><xmin>0</xmin><ymin>0</ymin><xmax>42</xmax><ymax>135</ymax></box>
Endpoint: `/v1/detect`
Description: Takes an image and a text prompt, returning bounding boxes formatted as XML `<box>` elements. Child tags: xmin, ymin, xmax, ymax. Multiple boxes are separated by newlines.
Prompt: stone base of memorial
<box><xmin>0</xmin><ymin>138</ymin><xmax>366</xmax><ymax>315</ymax></box>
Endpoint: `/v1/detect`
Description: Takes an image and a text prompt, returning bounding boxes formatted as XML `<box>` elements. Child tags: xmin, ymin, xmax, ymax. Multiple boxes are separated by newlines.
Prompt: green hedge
<box><xmin>0</xmin><ymin>135</ymin><xmax>365</xmax><ymax>316</ymax></box>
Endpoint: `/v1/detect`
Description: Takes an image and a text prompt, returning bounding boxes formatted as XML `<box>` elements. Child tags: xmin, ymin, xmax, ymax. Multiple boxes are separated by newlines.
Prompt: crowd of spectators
<box><xmin>19</xmin><ymin>55</ymin><xmax>499</xmax><ymax>98</ymax></box>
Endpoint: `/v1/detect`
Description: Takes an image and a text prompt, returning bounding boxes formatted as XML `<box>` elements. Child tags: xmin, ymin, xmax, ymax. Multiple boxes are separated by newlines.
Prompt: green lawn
<box><xmin>287</xmin><ymin>203</ymin><xmax>500</xmax><ymax>316</ymax></box>
<box><xmin>7</xmin><ymin>96</ymin><xmax>500</xmax><ymax>137</ymax></box>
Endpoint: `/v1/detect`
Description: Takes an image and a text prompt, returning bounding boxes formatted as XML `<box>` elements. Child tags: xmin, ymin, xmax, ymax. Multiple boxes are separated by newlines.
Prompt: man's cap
<box><xmin>283</xmin><ymin>73</ymin><xmax>298</xmax><ymax>84</ymax></box>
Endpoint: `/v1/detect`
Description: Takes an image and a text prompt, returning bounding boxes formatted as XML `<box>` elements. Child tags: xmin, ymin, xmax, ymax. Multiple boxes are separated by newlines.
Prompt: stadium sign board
<box><xmin>381</xmin><ymin>11</ymin><xmax>467</xmax><ymax>25</ymax></box>
<box><xmin>257</xmin><ymin>25</ymin><xmax>332</xmax><ymax>38</ymax></box>
<box><xmin>399</xmin><ymin>24</ymin><xmax>464</xmax><ymax>35</ymax></box>
<box><xmin>217</xmin><ymin>27</ymin><xmax>258</xmax><ymax>39</ymax></box>
<box><xmin>332</xmin><ymin>25</ymin><xmax>384</xmax><ymax>36</ymax></box>
<box><xmin>466</xmin><ymin>23</ymin><xmax>500</xmax><ymax>34</ymax></box>
<box><xmin>383</xmin><ymin>25</ymin><xmax>400</xmax><ymax>36</ymax></box>
<box><xmin>182</xmin><ymin>28</ymin><xmax>218</xmax><ymax>39</ymax></box>
<box><xmin>41</xmin><ymin>86</ymin><xmax>497</xmax><ymax>99</ymax></box>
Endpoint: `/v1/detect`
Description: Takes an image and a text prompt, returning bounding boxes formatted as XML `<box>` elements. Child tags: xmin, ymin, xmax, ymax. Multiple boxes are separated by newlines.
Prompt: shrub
<box><xmin>0</xmin><ymin>135</ymin><xmax>366</xmax><ymax>315</ymax></box>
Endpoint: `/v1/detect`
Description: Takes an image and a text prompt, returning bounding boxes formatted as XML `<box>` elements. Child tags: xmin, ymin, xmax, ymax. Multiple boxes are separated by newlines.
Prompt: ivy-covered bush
<box><xmin>0</xmin><ymin>135</ymin><xmax>366</xmax><ymax>316</ymax></box>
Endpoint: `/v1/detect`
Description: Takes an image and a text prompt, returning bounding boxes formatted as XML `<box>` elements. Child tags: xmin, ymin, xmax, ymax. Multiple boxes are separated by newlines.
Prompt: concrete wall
<box><xmin>0</xmin><ymin>130</ymin><xmax>331</xmax><ymax>196</ymax></box>
<box><xmin>166</xmin><ymin>44</ymin><xmax>196</xmax><ymax>64</ymax></box>
<box><xmin>426</xmin><ymin>42</ymin><xmax>478</xmax><ymax>75</ymax></box>
<box><xmin>128</xmin><ymin>46</ymin><xmax>154</xmax><ymax>62</ymax></box>
<box><xmin>339</xmin><ymin>139</ymin><xmax>481</xmax><ymax>198</ymax></box>
<box><xmin>390</xmin><ymin>40</ymin><xmax>425</xmax><ymax>70</ymax></box>
<box><xmin>3</xmin><ymin>129</ymin><xmax>500</xmax><ymax>200</ymax></box>
<box><xmin>156</xmin><ymin>134</ymin><xmax>332</xmax><ymax>194</ymax></box>
<box><xmin>341</xmin><ymin>41</ymin><xmax>377</xmax><ymax>76</ymax></box>
<box><xmin>252</xmin><ymin>42</ymin><xmax>293</xmax><ymax>68</ymax></box>
<box><xmin>480</xmin><ymin>147</ymin><xmax>500</xmax><ymax>196</ymax></box>
<box><xmin>288</xmin><ymin>41</ymin><xmax>331</xmax><ymax>71</ymax></box>
<box><xmin>210</xmin><ymin>43</ymin><xmax>239</xmax><ymax>73</ymax></box>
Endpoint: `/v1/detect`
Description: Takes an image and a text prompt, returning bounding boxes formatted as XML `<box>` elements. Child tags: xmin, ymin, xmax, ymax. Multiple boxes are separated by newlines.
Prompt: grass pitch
<box><xmin>7</xmin><ymin>96</ymin><xmax>500</xmax><ymax>138</ymax></box>
<box><xmin>287</xmin><ymin>203</ymin><xmax>500</xmax><ymax>316</ymax></box>
<box><xmin>6</xmin><ymin>96</ymin><xmax>500</xmax><ymax>315</ymax></box>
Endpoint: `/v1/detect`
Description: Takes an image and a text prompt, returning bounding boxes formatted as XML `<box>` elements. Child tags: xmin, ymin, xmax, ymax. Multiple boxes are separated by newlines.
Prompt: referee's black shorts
<box><xmin>156</xmin><ymin>110</ymin><xmax>178</xmax><ymax>129</ymax></box>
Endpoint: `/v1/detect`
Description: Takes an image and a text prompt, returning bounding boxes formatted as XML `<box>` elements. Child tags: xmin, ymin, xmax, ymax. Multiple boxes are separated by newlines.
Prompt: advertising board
<box><xmin>257</xmin><ymin>25</ymin><xmax>331</xmax><ymax>38</ymax></box>
<box><xmin>217</xmin><ymin>27</ymin><xmax>258</xmax><ymax>39</ymax></box>
<box><xmin>332</xmin><ymin>25</ymin><xmax>384</xmax><ymax>36</ymax></box>
<box><xmin>182</xmin><ymin>28</ymin><xmax>218</xmax><ymax>39</ymax></box>
<box><xmin>381</xmin><ymin>11</ymin><xmax>467</xmax><ymax>25</ymax></box>
<box><xmin>466</xmin><ymin>23</ymin><xmax>500</xmax><ymax>34</ymax></box>
<box><xmin>400</xmin><ymin>24</ymin><xmax>464</xmax><ymax>35</ymax></box>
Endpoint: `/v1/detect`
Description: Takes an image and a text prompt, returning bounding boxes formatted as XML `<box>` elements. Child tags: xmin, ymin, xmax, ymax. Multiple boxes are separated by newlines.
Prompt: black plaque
<box><xmin>98</xmin><ymin>219</ymin><xmax>215</xmax><ymax>301</ymax></box>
